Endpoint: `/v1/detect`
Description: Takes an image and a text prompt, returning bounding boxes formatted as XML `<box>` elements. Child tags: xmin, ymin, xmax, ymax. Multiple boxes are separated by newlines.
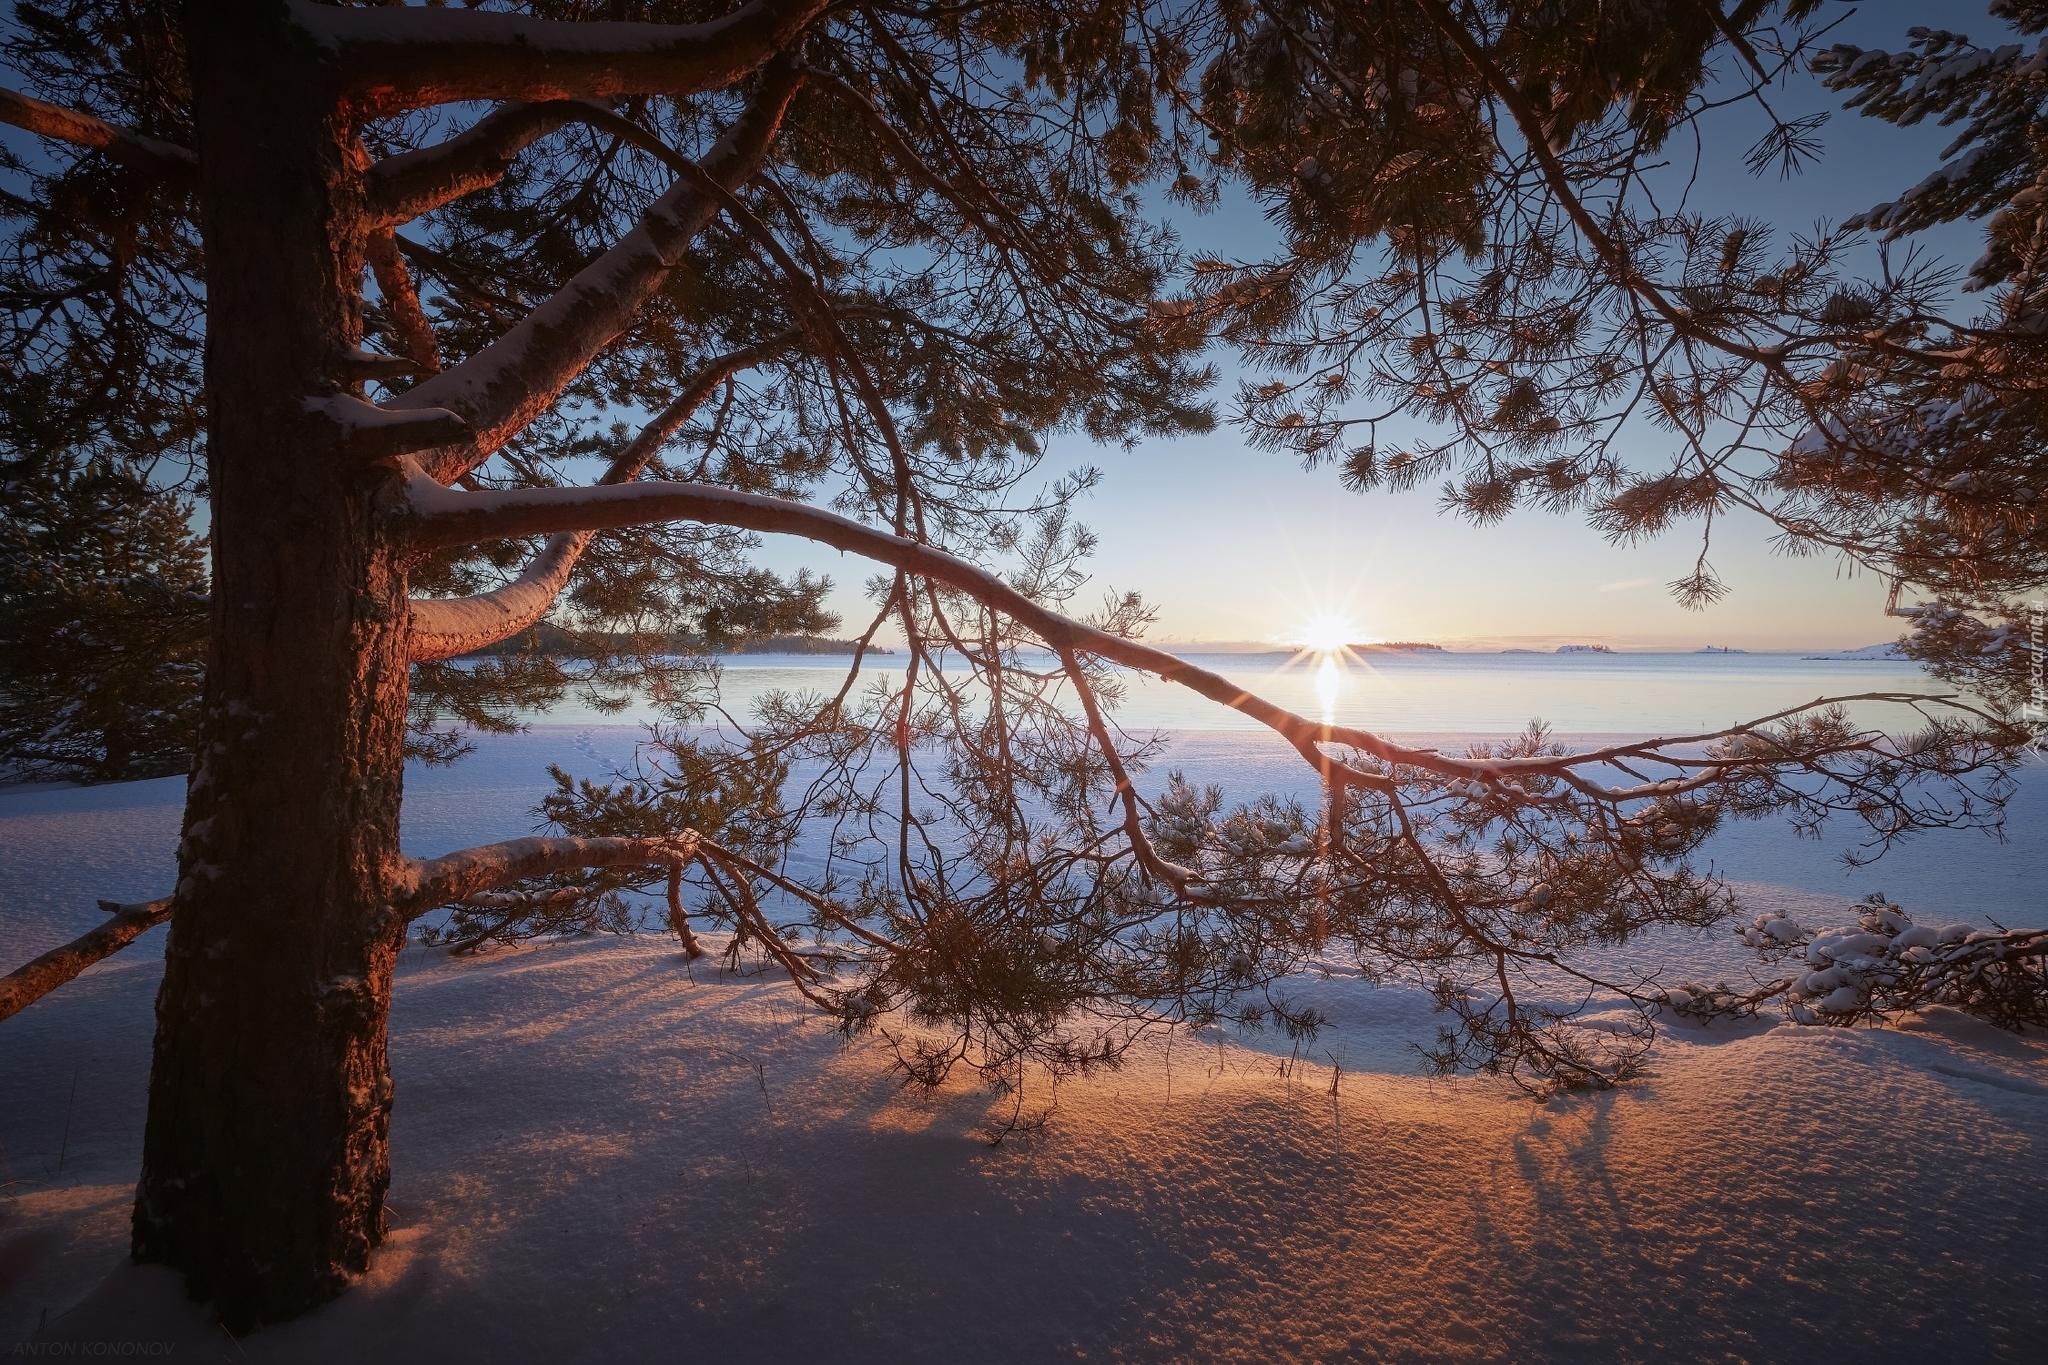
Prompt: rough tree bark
<box><xmin>131</xmin><ymin>3</ymin><xmax>415</xmax><ymax>1327</ymax></box>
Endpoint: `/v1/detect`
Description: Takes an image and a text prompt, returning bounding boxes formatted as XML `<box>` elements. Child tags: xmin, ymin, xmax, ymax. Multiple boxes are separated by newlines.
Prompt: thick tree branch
<box><xmin>400</xmin><ymin>834</ymin><xmax>703</xmax><ymax>920</ymax></box>
<box><xmin>0</xmin><ymin>87</ymin><xmax>195</xmax><ymax>183</ymax></box>
<box><xmin>307</xmin><ymin>393</ymin><xmax>469</xmax><ymax>467</ymax></box>
<box><xmin>290</xmin><ymin>0</ymin><xmax>831</xmax><ymax>117</ymax></box>
<box><xmin>464</xmin><ymin>94</ymin><xmax>930</xmax><ymax>538</ymax></box>
<box><xmin>408</xmin><ymin>530</ymin><xmax>593</xmax><ymax>663</ymax></box>
<box><xmin>369</xmin><ymin>102</ymin><xmax>582</xmax><ymax>225</ymax></box>
<box><xmin>406</xmin><ymin>330</ymin><xmax>797</xmax><ymax>661</ymax></box>
<box><xmin>370</xmin><ymin>96</ymin><xmax>715</xmax><ymax>225</ymax></box>
<box><xmin>0</xmin><ymin>898</ymin><xmax>172</xmax><ymax>1024</ymax></box>
<box><xmin>401</xmin><ymin>833</ymin><xmax>852</xmax><ymax>963</ymax></box>
<box><xmin>366</xmin><ymin>227</ymin><xmax>443</xmax><ymax>373</ymax></box>
<box><xmin>389</xmin><ymin>59</ymin><xmax>806</xmax><ymax>483</ymax></box>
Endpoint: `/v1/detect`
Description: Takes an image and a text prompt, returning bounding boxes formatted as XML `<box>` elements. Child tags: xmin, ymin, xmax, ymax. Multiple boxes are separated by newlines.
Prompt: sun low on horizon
<box><xmin>1292</xmin><ymin>612</ymin><xmax>1360</xmax><ymax>657</ymax></box>
<box><xmin>1287</xmin><ymin>611</ymin><xmax>1366</xmax><ymax>721</ymax></box>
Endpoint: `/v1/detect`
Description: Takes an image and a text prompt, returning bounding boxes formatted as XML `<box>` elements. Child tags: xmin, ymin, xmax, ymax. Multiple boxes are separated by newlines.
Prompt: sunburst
<box><xmin>1289</xmin><ymin>611</ymin><xmax>1361</xmax><ymax>722</ymax></box>
<box><xmin>1294</xmin><ymin>611</ymin><xmax>1357</xmax><ymax>655</ymax></box>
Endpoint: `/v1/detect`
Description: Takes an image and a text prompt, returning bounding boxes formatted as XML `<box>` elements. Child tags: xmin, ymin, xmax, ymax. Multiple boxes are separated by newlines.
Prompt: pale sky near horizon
<box><xmin>760</xmin><ymin>1</ymin><xmax>2007</xmax><ymax>653</ymax></box>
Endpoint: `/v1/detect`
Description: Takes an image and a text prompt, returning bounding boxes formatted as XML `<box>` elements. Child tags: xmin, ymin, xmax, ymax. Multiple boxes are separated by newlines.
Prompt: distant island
<box><xmin>1804</xmin><ymin>643</ymin><xmax>1906</xmax><ymax>661</ymax></box>
<box><xmin>1555</xmin><ymin>644</ymin><xmax>1615</xmax><ymax>654</ymax></box>
<box><xmin>1694</xmin><ymin>646</ymin><xmax>1749</xmax><ymax>654</ymax></box>
<box><xmin>731</xmin><ymin>634</ymin><xmax>893</xmax><ymax>655</ymax></box>
<box><xmin>1349</xmin><ymin>641</ymin><xmax>1445</xmax><ymax>653</ymax></box>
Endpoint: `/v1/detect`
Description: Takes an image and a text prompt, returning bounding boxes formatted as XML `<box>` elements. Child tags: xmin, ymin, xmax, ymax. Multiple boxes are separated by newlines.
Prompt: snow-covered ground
<box><xmin>3</xmin><ymin>727</ymin><xmax>2044</xmax><ymax>1362</ymax></box>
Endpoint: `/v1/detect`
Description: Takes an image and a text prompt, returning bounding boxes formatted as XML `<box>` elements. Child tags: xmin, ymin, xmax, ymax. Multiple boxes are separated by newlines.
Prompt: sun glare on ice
<box><xmin>1313</xmin><ymin>655</ymin><xmax>1341</xmax><ymax>722</ymax></box>
<box><xmin>1290</xmin><ymin>612</ymin><xmax>1357</xmax><ymax>722</ymax></box>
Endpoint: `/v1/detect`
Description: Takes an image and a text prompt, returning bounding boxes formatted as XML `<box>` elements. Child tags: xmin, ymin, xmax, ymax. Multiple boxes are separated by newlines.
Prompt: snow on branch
<box><xmin>290</xmin><ymin>0</ymin><xmax>830</xmax><ymax>116</ymax></box>
<box><xmin>408</xmin><ymin>530</ymin><xmax>592</xmax><ymax>663</ymax></box>
<box><xmin>399</xmin><ymin>832</ymin><xmax>874</xmax><ymax>976</ymax></box>
<box><xmin>4</xmin><ymin>833</ymin><xmax>775</xmax><ymax>1018</ymax></box>
<box><xmin>0</xmin><ymin>897</ymin><xmax>172</xmax><ymax>1024</ymax></box>
<box><xmin>405</xmin><ymin>331</ymin><xmax>796</xmax><ymax>662</ymax></box>
<box><xmin>304</xmin><ymin>393</ymin><xmax>468</xmax><ymax>466</ymax></box>
<box><xmin>400</xmin><ymin>834</ymin><xmax>702</xmax><ymax>918</ymax></box>
<box><xmin>386</xmin><ymin>60</ymin><xmax>805</xmax><ymax>484</ymax></box>
<box><xmin>1668</xmin><ymin>897</ymin><xmax>2048</xmax><ymax>1032</ymax></box>
<box><xmin>369</xmin><ymin>102</ymin><xmax>587</xmax><ymax>225</ymax></box>
<box><xmin>0</xmin><ymin>87</ymin><xmax>195</xmax><ymax>183</ymax></box>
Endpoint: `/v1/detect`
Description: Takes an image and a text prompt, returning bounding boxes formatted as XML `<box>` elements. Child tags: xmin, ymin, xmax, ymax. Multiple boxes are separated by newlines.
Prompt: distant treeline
<box><xmin>461</xmin><ymin>624</ymin><xmax>890</xmax><ymax>658</ymax></box>
<box><xmin>731</xmin><ymin>635</ymin><xmax>893</xmax><ymax>655</ymax></box>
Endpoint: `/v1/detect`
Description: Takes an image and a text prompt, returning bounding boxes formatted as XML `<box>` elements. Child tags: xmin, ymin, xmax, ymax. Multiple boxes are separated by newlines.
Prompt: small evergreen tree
<box><xmin>0</xmin><ymin>453</ymin><xmax>206</xmax><ymax>782</ymax></box>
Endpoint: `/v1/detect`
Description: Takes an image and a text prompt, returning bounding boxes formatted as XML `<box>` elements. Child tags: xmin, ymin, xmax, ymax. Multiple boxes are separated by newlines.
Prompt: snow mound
<box><xmin>4</xmin><ymin>934</ymin><xmax>2044</xmax><ymax>1363</ymax></box>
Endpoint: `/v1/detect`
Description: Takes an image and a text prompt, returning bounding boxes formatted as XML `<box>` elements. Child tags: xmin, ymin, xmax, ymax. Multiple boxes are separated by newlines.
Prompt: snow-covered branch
<box><xmin>0</xmin><ymin>897</ymin><xmax>172</xmax><ymax>1024</ymax></box>
<box><xmin>400</xmin><ymin>832</ymin><xmax>841</xmax><ymax>964</ymax></box>
<box><xmin>408</xmin><ymin>530</ymin><xmax>592</xmax><ymax>663</ymax></box>
<box><xmin>1670</xmin><ymin>898</ymin><xmax>2048</xmax><ymax>1032</ymax></box>
<box><xmin>0</xmin><ymin>87</ymin><xmax>195</xmax><ymax>183</ymax></box>
<box><xmin>406</xmin><ymin>331</ymin><xmax>796</xmax><ymax>661</ymax></box>
<box><xmin>369</xmin><ymin>102</ymin><xmax>587</xmax><ymax>226</ymax></box>
<box><xmin>306</xmin><ymin>393</ymin><xmax>469</xmax><ymax>467</ymax></box>
<box><xmin>292</xmin><ymin>0</ymin><xmax>831</xmax><ymax>117</ymax></box>
<box><xmin>2</xmin><ymin>837</ymin><xmax>748</xmax><ymax>1021</ymax></box>
<box><xmin>400</xmin><ymin>834</ymin><xmax>703</xmax><ymax>919</ymax></box>
<box><xmin>387</xmin><ymin>60</ymin><xmax>806</xmax><ymax>484</ymax></box>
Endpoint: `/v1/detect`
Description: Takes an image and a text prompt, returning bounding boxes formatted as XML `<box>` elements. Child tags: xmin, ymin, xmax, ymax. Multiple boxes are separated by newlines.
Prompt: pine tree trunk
<box><xmin>132</xmin><ymin>2</ymin><xmax>414</xmax><ymax>1329</ymax></box>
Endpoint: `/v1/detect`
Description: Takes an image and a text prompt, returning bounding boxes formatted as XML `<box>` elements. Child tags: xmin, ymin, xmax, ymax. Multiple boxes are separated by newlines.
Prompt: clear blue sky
<box><xmin>762</xmin><ymin>1</ymin><xmax>2010</xmax><ymax>652</ymax></box>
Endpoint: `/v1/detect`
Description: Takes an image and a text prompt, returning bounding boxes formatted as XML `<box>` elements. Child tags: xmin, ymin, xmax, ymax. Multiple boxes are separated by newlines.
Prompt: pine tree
<box><xmin>0</xmin><ymin>452</ymin><xmax>207</xmax><ymax>781</ymax></box>
<box><xmin>0</xmin><ymin>0</ymin><xmax>2032</xmax><ymax>1329</ymax></box>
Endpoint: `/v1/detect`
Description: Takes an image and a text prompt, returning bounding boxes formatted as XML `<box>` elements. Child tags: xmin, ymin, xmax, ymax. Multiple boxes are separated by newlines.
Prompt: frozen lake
<box><xmin>524</xmin><ymin>646</ymin><xmax>1954</xmax><ymax>735</ymax></box>
<box><xmin>3</xmin><ymin>648</ymin><xmax>2040</xmax><ymax>964</ymax></box>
